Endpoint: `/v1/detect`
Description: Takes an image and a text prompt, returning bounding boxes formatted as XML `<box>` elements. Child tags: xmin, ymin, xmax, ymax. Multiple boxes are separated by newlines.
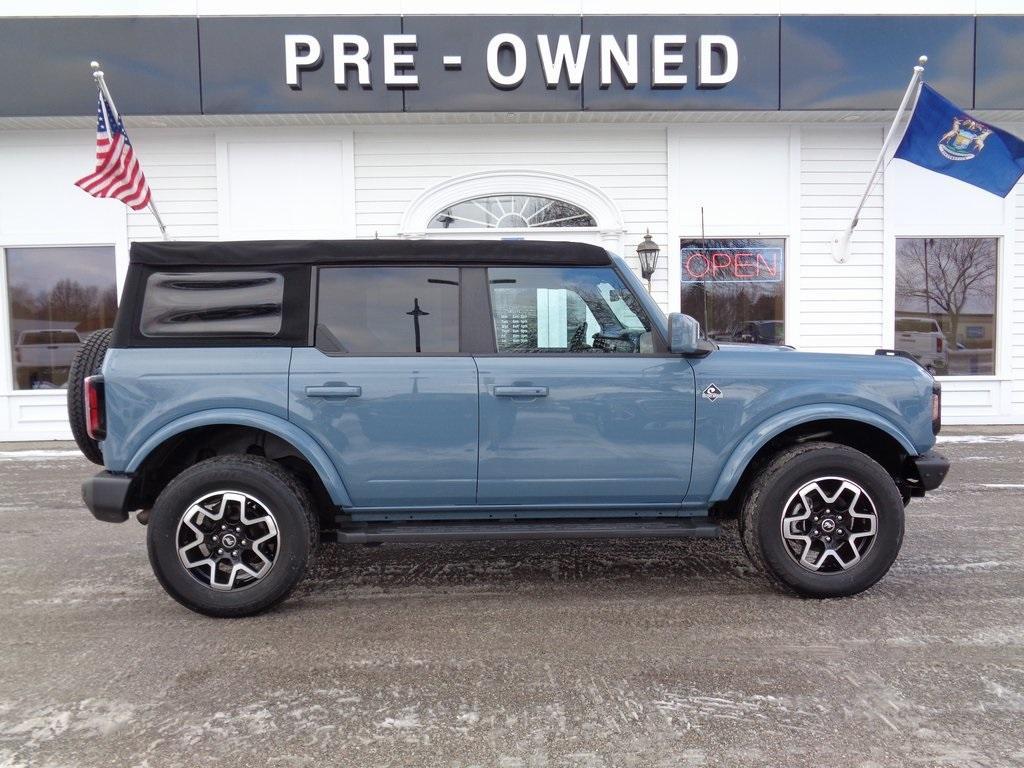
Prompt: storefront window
<box><xmin>680</xmin><ymin>238</ymin><xmax>786</xmax><ymax>345</ymax></box>
<box><xmin>895</xmin><ymin>237</ymin><xmax>997</xmax><ymax>376</ymax></box>
<box><xmin>5</xmin><ymin>246</ymin><xmax>117</xmax><ymax>390</ymax></box>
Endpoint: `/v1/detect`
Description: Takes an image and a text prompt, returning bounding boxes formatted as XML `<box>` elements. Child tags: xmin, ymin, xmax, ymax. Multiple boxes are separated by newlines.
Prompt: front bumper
<box><xmin>911</xmin><ymin>451</ymin><xmax>950</xmax><ymax>491</ymax></box>
<box><xmin>82</xmin><ymin>471</ymin><xmax>134</xmax><ymax>523</ymax></box>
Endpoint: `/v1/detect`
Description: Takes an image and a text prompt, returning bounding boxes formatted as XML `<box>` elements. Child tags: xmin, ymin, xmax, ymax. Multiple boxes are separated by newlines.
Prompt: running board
<box><xmin>328</xmin><ymin>517</ymin><xmax>720</xmax><ymax>544</ymax></box>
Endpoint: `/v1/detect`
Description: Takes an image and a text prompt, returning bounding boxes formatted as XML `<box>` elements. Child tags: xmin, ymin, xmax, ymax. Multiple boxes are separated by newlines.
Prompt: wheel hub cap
<box><xmin>176</xmin><ymin>490</ymin><xmax>280</xmax><ymax>590</ymax></box>
<box><xmin>780</xmin><ymin>477</ymin><xmax>878</xmax><ymax>573</ymax></box>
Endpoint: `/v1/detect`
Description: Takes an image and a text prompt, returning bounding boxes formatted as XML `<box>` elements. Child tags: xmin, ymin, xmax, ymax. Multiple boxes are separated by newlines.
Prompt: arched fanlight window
<box><xmin>428</xmin><ymin>195</ymin><xmax>597</xmax><ymax>230</ymax></box>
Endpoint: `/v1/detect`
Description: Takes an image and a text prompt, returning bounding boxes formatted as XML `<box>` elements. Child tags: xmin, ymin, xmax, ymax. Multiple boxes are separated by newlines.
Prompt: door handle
<box><xmin>305</xmin><ymin>385</ymin><xmax>362</xmax><ymax>398</ymax></box>
<box><xmin>493</xmin><ymin>386</ymin><xmax>548</xmax><ymax>398</ymax></box>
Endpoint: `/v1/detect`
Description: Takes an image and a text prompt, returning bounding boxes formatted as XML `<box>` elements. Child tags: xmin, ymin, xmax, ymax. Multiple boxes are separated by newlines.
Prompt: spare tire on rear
<box><xmin>67</xmin><ymin>328</ymin><xmax>113</xmax><ymax>465</ymax></box>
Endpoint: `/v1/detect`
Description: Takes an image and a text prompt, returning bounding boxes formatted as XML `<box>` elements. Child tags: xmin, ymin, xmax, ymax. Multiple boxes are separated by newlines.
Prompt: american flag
<box><xmin>74</xmin><ymin>91</ymin><xmax>152</xmax><ymax>211</ymax></box>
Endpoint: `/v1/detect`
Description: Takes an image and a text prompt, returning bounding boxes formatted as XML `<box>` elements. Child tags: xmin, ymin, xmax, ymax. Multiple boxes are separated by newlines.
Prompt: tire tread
<box><xmin>147</xmin><ymin>455</ymin><xmax>319</xmax><ymax>617</ymax></box>
<box><xmin>739</xmin><ymin>441</ymin><xmax>903</xmax><ymax>598</ymax></box>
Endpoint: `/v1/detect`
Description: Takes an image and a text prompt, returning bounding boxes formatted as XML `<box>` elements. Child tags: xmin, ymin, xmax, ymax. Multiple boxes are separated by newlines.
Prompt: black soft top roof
<box><xmin>129</xmin><ymin>239</ymin><xmax>612</xmax><ymax>268</ymax></box>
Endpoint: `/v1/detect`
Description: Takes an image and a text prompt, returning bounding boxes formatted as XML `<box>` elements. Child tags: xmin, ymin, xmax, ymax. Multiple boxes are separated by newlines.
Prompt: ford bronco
<box><xmin>71</xmin><ymin>240</ymin><xmax>948</xmax><ymax>617</ymax></box>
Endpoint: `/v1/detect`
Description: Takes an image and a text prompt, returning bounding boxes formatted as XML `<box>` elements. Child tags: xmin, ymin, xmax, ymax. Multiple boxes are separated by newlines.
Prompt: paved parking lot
<box><xmin>1</xmin><ymin>431</ymin><xmax>1023</xmax><ymax>767</ymax></box>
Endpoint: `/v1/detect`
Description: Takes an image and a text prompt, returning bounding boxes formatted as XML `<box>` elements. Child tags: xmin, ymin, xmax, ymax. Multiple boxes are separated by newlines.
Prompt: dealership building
<box><xmin>1</xmin><ymin>2</ymin><xmax>1023</xmax><ymax>440</ymax></box>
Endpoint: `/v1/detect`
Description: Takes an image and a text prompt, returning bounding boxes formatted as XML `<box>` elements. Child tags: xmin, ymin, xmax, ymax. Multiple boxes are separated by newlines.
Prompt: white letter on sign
<box><xmin>285</xmin><ymin>34</ymin><xmax>322</xmax><ymax>89</ymax></box>
<box><xmin>383</xmin><ymin>34</ymin><xmax>418</xmax><ymax>87</ymax></box>
<box><xmin>537</xmin><ymin>34</ymin><xmax>590</xmax><ymax>88</ymax></box>
<box><xmin>487</xmin><ymin>33</ymin><xmax>527</xmax><ymax>89</ymax></box>
<box><xmin>699</xmin><ymin>35</ymin><xmax>738</xmax><ymax>87</ymax></box>
<box><xmin>333</xmin><ymin>35</ymin><xmax>371</xmax><ymax>88</ymax></box>
<box><xmin>652</xmin><ymin>34</ymin><xmax>687</xmax><ymax>88</ymax></box>
<box><xmin>600</xmin><ymin>34</ymin><xmax>638</xmax><ymax>88</ymax></box>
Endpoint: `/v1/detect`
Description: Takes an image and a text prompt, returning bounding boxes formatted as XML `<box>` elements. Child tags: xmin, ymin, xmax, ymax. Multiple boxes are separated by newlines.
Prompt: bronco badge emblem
<box><xmin>938</xmin><ymin>116</ymin><xmax>992</xmax><ymax>162</ymax></box>
<box><xmin>702</xmin><ymin>383</ymin><xmax>723</xmax><ymax>402</ymax></box>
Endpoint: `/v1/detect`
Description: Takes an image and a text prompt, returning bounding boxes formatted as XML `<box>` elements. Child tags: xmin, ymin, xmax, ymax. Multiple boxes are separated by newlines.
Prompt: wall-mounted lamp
<box><xmin>636</xmin><ymin>230</ymin><xmax>661</xmax><ymax>293</ymax></box>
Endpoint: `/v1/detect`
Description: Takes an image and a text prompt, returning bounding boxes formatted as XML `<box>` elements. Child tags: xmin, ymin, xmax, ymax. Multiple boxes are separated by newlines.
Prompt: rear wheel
<box><xmin>739</xmin><ymin>442</ymin><xmax>904</xmax><ymax>598</ymax></box>
<box><xmin>66</xmin><ymin>328</ymin><xmax>113</xmax><ymax>465</ymax></box>
<box><xmin>147</xmin><ymin>455</ymin><xmax>319</xmax><ymax>617</ymax></box>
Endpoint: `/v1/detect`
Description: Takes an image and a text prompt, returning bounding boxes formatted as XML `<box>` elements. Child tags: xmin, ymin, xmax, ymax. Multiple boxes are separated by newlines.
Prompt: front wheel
<box><xmin>739</xmin><ymin>442</ymin><xmax>904</xmax><ymax>598</ymax></box>
<box><xmin>147</xmin><ymin>455</ymin><xmax>319</xmax><ymax>617</ymax></box>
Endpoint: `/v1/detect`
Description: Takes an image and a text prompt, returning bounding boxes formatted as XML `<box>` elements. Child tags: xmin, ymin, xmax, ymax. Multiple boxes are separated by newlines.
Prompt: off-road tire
<box><xmin>739</xmin><ymin>442</ymin><xmax>905</xmax><ymax>598</ymax></box>
<box><xmin>66</xmin><ymin>328</ymin><xmax>113</xmax><ymax>465</ymax></box>
<box><xmin>147</xmin><ymin>455</ymin><xmax>319</xmax><ymax>617</ymax></box>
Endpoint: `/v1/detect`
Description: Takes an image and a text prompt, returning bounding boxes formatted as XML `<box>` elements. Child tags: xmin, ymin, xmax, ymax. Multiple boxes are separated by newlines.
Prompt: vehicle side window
<box><xmin>487</xmin><ymin>266</ymin><xmax>654</xmax><ymax>354</ymax></box>
<box><xmin>316</xmin><ymin>267</ymin><xmax>460</xmax><ymax>354</ymax></box>
<box><xmin>140</xmin><ymin>271</ymin><xmax>284</xmax><ymax>337</ymax></box>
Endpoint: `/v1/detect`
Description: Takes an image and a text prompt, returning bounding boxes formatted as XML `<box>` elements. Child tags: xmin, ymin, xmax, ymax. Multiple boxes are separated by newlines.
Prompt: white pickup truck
<box><xmin>895</xmin><ymin>318</ymin><xmax>948</xmax><ymax>374</ymax></box>
<box><xmin>14</xmin><ymin>329</ymin><xmax>81</xmax><ymax>388</ymax></box>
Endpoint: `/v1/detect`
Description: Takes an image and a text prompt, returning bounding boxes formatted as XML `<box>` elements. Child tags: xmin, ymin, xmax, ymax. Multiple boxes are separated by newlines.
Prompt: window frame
<box><xmin>2</xmin><ymin>243</ymin><xmax>119</xmax><ymax>393</ymax></box>
<box><xmin>891</xmin><ymin>233</ymin><xmax>1002</xmax><ymax>381</ymax></box>
<box><xmin>117</xmin><ymin>264</ymin><xmax>312</xmax><ymax>349</ymax></box>
<box><xmin>678</xmin><ymin>236</ymin><xmax>789</xmax><ymax>347</ymax></box>
<box><xmin>428</xmin><ymin>194</ymin><xmax>598</xmax><ymax>231</ymax></box>
<box><xmin>475</xmin><ymin>264</ymin><xmax>671</xmax><ymax>357</ymax></box>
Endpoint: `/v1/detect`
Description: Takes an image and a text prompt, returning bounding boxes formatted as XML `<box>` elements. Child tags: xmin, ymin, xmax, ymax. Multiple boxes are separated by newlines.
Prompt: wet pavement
<box><xmin>0</xmin><ymin>431</ymin><xmax>1022</xmax><ymax>767</ymax></box>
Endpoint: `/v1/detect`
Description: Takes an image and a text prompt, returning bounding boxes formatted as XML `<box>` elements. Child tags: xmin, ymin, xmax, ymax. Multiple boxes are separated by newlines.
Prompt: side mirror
<box><xmin>668</xmin><ymin>313</ymin><xmax>701</xmax><ymax>354</ymax></box>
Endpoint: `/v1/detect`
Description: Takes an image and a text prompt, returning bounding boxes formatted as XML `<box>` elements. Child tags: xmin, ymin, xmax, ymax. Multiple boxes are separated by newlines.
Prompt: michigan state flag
<box><xmin>893</xmin><ymin>84</ymin><xmax>1024</xmax><ymax>197</ymax></box>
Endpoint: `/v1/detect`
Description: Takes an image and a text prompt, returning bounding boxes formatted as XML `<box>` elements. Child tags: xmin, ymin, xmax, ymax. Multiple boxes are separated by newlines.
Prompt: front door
<box><xmin>289</xmin><ymin>266</ymin><xmax>478</xmax><ymax>508</ymax></box>
<box><xmin>476</xmin><ymin>265</ymin><xmax>696</xmax><ymax>507</ymax></box>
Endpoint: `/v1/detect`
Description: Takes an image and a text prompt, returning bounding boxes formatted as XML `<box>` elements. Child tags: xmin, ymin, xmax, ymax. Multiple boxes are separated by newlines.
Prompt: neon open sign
<box><xmin>681</xmin><ymin>246</ymin><xmax>784</xmax><ymax>283</ymax></box>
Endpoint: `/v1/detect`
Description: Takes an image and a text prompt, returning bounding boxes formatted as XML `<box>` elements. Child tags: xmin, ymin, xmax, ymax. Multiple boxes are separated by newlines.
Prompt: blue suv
<box><xmin>70</xmin><ymin>240</ymin><xmax>948</xmax><ymax>616</ymax></box>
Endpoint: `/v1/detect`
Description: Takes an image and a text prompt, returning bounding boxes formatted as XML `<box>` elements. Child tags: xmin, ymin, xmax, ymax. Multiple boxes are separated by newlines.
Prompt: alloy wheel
<box><xmin>780</xmin><ymin>476</ymin><xmax>878</xmax><ymax>573</ymax></box>
<box><xmin>176</xmin><ymin>490</ymin><xmax>280</xmax><ymax>590</ymax></box>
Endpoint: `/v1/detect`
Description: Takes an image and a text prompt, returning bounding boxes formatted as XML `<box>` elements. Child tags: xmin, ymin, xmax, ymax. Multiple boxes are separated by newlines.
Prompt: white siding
<box><xmin>799</xmin><ymin>126</ymin><xmax>884</xmax><ymax>353</ymax></box>
<box><xmin>127</xmin><ymin>129</ymin><xmax>218</xmax><ymax>242</ymax></box>
<box><xmin>0</xmin><ymin>132</ymin><xmax>128</xmax><ymax>441</ymax></box>
<box><xmin>352</xmin><ymin>125</ymin><xmax>670</xmax><ymax>306</ymax></box>
<box><xmin>1013</xmin><ymin>165</ymin><xmax>1024</xmax><ymax>413</ymax></box>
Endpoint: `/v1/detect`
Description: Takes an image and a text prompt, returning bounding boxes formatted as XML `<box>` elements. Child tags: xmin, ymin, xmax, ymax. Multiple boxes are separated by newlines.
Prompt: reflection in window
<box><xmin>141</xmin><ymin>271</ymin><xmax>284</xmax><ymax>337</ymax></box>
<box><xmin>6</xmin><ymin>246</ymin><xmax>117</xmax><ymax>390</ymax></box>
<box><xmin>317</xmin><ymin>267</ymin><xmax>460</xmax><ymax>354</ymax></box>
<box><xmin>680</xmin><ymin>238</ymin><xmax>786</xmax><ymax>345</ymax></box>
<box><xmin>429</xmin><ymin>195</ymin><xmax>596</xmax><ymax>229</ymax></box>
<box><xmin>895</xmin><ymin>237</ymin><xmax>997</xmax><ymax>376</ymax></box>
<box><xmin>488</xmin><ymin>267</ymin><xmax>653</xmax><ymax>354</ymax></box>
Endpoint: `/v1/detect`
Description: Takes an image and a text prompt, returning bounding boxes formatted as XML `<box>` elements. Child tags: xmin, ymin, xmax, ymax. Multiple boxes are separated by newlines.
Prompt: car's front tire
<box><xmin>739</xmin><ymin>442</ymin><xmax>904</xmax><ymax>598</ymax></box>
<box><xmin>147</xmin><ymin>455</ymin><xmax>319</xmax><ymax>617</ymax></box>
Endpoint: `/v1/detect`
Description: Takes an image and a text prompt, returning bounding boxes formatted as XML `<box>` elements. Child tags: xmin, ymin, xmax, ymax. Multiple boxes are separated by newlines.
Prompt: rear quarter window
<box><xmin>140</xmin><ymin>271</ymin><xmax>284</xmax><ymax>337</ymax></box>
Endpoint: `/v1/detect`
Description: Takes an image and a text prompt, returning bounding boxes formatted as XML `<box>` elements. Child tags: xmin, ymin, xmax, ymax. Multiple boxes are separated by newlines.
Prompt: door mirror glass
<box><xmin>668</xmin><ymin>313</ymin><xmax>700</xmax><ymax>354</ymax></box>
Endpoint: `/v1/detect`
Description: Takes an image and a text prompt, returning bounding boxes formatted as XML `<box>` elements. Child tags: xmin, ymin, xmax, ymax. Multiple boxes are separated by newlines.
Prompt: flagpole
<box><xmin>90</xmin><ymin>60</ymin><xmax>169</xmax><ymax>241</ymax></box>
<box><xmin>831</xmin><ymin>54</ymin><xmax>927</xmax><ymax>263</ymax></box>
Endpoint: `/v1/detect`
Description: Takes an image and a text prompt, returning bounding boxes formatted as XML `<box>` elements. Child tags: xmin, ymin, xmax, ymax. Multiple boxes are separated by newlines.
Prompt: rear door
<box><xmin>474</xmin><ymin>265</ymin><xmax>696</xmax><ymax>507</ymax></box>
<box><xmin>289</xmin><ymin>266</ymin><xmax>478</xmax><ymax>508</ymax></box>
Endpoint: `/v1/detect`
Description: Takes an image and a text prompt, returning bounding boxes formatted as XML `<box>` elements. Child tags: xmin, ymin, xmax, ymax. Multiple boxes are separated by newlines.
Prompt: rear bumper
<box><xmin>911</xmin><ymin>451</ymin><xmax>950</xmax><ymax>492</ymax></box>
<box><xmin>82</xmin><ymin>471</ymin><xmax>134</xmax><ymax>523</ymax></box>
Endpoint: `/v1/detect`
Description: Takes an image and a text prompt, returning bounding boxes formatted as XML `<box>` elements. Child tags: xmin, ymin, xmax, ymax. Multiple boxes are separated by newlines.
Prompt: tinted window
<box><xmin>895</xmin><ymin>237</ymin><xmax>997</xmax><ymax>376</ymax></box>
<box><xmin>487</xmin><ymin>266</ymin><xmax>654</xmax><ymax>354</ymax></box>
<box><xmin>6</xmin><ymin>246</ymin><xmax>116</xmax><ymax>390</ymax></box>
<box><xmin>317</xmin><ymin>267</ymin><xmax>460</xmax><ymax>354</ymax></box>
<box><xmin>680</xmin><ymin>238</ymin><xmax>786</xmax><ymax>345</ymax></box>
<box><xmin>141</xmin><ymin>271</ymin><xmax>284</xmax><ymax>338</ymax></box>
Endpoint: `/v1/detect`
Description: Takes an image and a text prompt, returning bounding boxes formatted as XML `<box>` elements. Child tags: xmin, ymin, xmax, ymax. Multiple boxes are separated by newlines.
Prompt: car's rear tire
<box><xmin>739</xmin><ymin>442</ymin><xmax>904</xmax><ymax>598</ymax></box>
<box><xmin>66</xmin><ymin>328</ymin><xmax>113</xmax><ymax>466</ymax></box>
<box><xmin>147</xmin><ymin>455</ymin><xmax>319</xmax><ymax>617</ymax></box>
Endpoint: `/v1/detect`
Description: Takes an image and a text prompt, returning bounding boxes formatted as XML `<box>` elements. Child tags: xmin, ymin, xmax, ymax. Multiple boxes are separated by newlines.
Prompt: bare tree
<box><xmin>896</xmin><ymin>238</ymin><xmax>996</xmax><ymax>344</ymax></box>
